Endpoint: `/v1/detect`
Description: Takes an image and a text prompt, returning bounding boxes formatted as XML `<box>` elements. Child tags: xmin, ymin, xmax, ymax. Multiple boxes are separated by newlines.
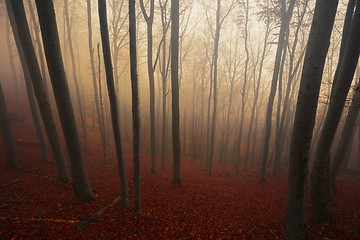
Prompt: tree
<box><xmin>311</xmin><ymin>0</ymin><xmax>360</xmax><ymax>223</ymax></box>
<box><xmin>285</xmin><ymin>0</ymin><xmax>339</xmax><ymax>237</ymax></box>
<box><xmin>86</xmin><ymin>0</ymin><xmax>106</xmax><ymax>164</ymax></box>
<box><xmin>331</xmin><ymin>80</ymin><xmax>360</xmax><ymax>191</ymax></box>
<box><xmin>64</xmin><ymin>0</ymin><xmax>87</xmax><ymax>147</ymax></box>
<box><xmin>0</xmin><ymin>82</ymin><xmax>18</xmax><ymax>169</ymax></box>
<box><xmin>260</xmin><ymin>0</ymin><xmax>296</xmax><ymax>182</ymax></box>
<box><xmin>129</xmin><ymin>0</ymin><xmax>141</xmax><ymax>214</ymax></box>
<box><xmin>6</xmin><ymin>5</ymin><xmax>49</xmax><ymax>163</ymax></box>
<box><xmin>6</xmin><ymin>0</ymin><xmax>70</xmax><ymax>184</ymax></box>
<box><xmin>140</xmin><ymin>0</ymin><xmax>157</xmax><ymax>173</ymax></box>
<box><xmin>98</xmin><ymin>0</ymin><xmax>129</xmax><ymax>205</ymax></box>
<box><xmin>171</xmin><ymin>0</ymin><xmax>181</xmax><ymax>185</ymax></box>
<box><xmin>35</xmin><ymin>0</ymin><xmax>94</xmax><ymax>200</ymax></box>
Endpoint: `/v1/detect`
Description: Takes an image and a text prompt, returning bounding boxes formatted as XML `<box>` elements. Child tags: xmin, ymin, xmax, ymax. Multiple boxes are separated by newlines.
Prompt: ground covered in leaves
<box><xmin>1</xmin><ymin>122</ymin><xmax>360</xmax><ymax>239</ymax></box>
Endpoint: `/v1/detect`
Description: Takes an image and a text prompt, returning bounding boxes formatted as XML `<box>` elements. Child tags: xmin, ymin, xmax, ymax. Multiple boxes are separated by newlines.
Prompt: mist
<box><xmin>0</xmin><ymin>0</ymin><xmax>360</xmax><ymax>239</ymax></box>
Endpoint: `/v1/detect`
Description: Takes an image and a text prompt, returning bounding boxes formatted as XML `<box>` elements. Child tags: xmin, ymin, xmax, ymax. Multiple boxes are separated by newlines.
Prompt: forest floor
<box><xmin>1</xmin><ymin>121</ymin><xmax>360</xmax><ymax>239</ymax></box>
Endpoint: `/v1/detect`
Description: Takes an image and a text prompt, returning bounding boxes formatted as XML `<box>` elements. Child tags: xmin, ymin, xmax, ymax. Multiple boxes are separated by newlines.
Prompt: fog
<box><xmin>0</xmin><ymin>0</ymin><xmax>360</xmax><ymax>238</ymax></box>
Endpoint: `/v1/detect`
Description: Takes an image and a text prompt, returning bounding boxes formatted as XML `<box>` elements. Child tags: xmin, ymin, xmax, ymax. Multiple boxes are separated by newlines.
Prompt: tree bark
<box><xmin>331</xmin><ymin>80</ymin><xmax>360</xmax><ymax>190</ymax></box>
<box><xmin>171</xmin><ymin>0</ymin><xmax>181</xmax><ymax>185</ymax></box>
<box><xmin>311</xmin><ymin>1</ymin><xmax>360</xmax><ymax>223</ymax></box>
<box><xmin>0</xmin><ymin>83</ymin><xmax>18</xmax><ymax>169</ymax></box>
<box><xmin>98</xmin><ymin>0</ymin><xmax>129</xmax><ymax>205</ymax></box>
<box><xmin>7</xmin><ymin>0</ymin><xmax>70</xmax><ymax>183</ymax></box>
<box><xmin>285</xmin><ymin>0</ymin><xmax>338</xmax><ymax>238</ymax></box>
<box><xmin>35</xmin><ymin>0</ymin><xmax>94</xmax><ymax>200</ymax></box>
<box><xmin>140</xmin><ymin>0</ymin><xmax>156</xmax><ymax>173</ymax></box>
<box><xmin>129</xmin><ymin>0</ymin><xmax>141</xmax><ymax>214</ymax></box>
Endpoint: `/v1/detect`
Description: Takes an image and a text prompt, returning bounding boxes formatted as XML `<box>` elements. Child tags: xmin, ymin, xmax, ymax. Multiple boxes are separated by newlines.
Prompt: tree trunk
<box><xmin>5</xmin><ymin>17</ymin><xmax>19</xmax><ymax>111</ymax></box>
<box><xmin>129</xmin><ymin>0</ymin><xmax>141</xmax><ymax>215</ymax></box>
<box><xmin>7</xmin><ymin>0</ymin><xmax>70</xmax><ymax>184</ymax></box>
<box><xmin>140</xmin><ymin>0</ymin><xmax>156</xmax><ymax>173</ymax></box>
<box><xmin>35</xmin><ymin>0</ymin><xmax>94</xmax><ymax>200</ymax></box>
<box><xmin>234</xmin><ymin>0</ymin><xmax>249</xmax><ymax>173</ymax></box>
<box><xmin>207</xmin><ymin>0</ymin><xmax>221</xmax><ymax>176</ymax></box>
<box><xmin>98</xmin><ymin>0</ymin><xmax>129</xmax><ymax>205</ymax></box>
<box><xmin>311</xmin><ymin>1</ymin><xmax>360</xmax><ymax>223</ymax></box>
<box><xmin>331</xmin><ymin>81</ymin><xmax>360</xmax><ymax>191</ymax></box>
<box><xmin>171</xmin><ymin>0</ymin><xmax>181</xmax><ymax>185</ymax></box>
<box><xmin>86</xmin><ymin>0</ymin><xmax>106</xmax><ymax>164</ymax></box>
<box><xmin>260</xmin><ymin>0</ymin><xmax>296</xmax><ymax>182</ymax></box>
<box><xmin>285</xmin><ymin>0</ymin><xmax>338</xmax><ymax>237</ymax></box>
<box><xmin>64</xmin><ymin>0</ymin><xmax>87</xmax><ymax>147</ymax></box>
<box><xmin>0</xmin><ymin>83</ymin><xmax>18</xmax><ymax>169</ymax></box>
<box><xmin>27</xmin><ymin>0</ymin><xmax>49</xmax><ymax>97</ymax></box>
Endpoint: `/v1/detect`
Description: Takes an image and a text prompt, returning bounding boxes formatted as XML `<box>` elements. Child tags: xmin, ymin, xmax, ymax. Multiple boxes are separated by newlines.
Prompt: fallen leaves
<box><xmin>0</xmin><ymin>123</ymin><xmax>359</xmax><ymax>239</ymax></box>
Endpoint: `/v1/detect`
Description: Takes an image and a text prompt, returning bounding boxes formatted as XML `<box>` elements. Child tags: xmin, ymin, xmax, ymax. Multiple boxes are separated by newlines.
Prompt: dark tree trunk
<box><xmin>0</xmin><ymin>83</ymin><xmax>18</xmax><ymax>169</ymax></box>
<box><xmin>7</xmin><ymin>0</ymin><xmax>70</xmax><ymax>183</ymax></box>
<box><xmin>129</xmin><ymin>0</ymin><xmax>141</xmax><ymax>214</ymax></box>
<box><xmin>171</xmin><ymin>0</ymin><xmax>181</xmax><ymax>185</ymax></box>
<box><xmin>98</xmin><ymin>0</ymin><xmax>129</xmax><ymax>205</ymax></box>
<box><xmin>311</xmin><ymin>1</ymin><xmax>360</xmax><ymax>223</ymax></box>
<box><xmin>285</xmin><ymin>0</ymin><xmax>338</xmax><ymax>237</ymax></box>
<box><xmin>35</xmin><ymin>0</ymin><xmax>94</xmax><ymax>200</ymax></box>
<box><xmin>7</xmin><ymin>8</ymin><xmax>49</xmax><ymax>163</ymax></box>
<box><xmin>331</xmin><ymin>80</ymin><xmax>360</xmax><ymax>191</ymax></box>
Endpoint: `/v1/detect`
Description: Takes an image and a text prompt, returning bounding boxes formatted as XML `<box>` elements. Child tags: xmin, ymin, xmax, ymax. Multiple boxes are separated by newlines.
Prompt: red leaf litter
<box><xmin>0</xmin><ymin>122</ymin><xmax>360</xmax><ymax>239</ymax></box>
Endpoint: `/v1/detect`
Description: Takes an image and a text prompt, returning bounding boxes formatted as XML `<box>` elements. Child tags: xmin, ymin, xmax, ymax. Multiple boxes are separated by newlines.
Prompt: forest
<box><xmin>0</xmin><ymin>0</ymin><xmax>360</xmax><ymax>239</ymax></box>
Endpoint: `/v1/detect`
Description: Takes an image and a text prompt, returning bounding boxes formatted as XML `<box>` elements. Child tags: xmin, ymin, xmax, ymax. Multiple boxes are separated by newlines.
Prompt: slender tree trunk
<box><xmin>98</xmin><ymin>0</ymin><xmax>129</xmax><ymax>205</ymax></box>
<box><xmin>5</xmin><ymin>17</ymin><xmax>19</xmax><ymax>110</ymax></box>
<box><xmin>285</xmin><ymin>0</ymin><xmax>338</xmax><ymax>237</ymax></box>
<box><xmin>140</xmin><ymin>0</ymin><xmax>156</xmax><ymax>173</ymax></box>
<box><xmin>64</xmin><ymin>0</ymin><xmax>87</xmax><ymax>147</ymax></box>
<box><xmin>245</xmin><ymin>23</ymin><xmax>270</xmax><ymax>171</ymax></box>
<box><xmin>97</xmin><ymin>44</ymin><xmax>107</xmax><ymax>166</ymax></box>
<box><xmin>234</xmin><ymin>0</ymin><xmax>249</xmax><ymax>173</ymax></box>
<box><xmin>311</xmin><ymin>2</ymin><xmax>360</xmax><ymax>223</ymax></box>
<box><xmin>7</xmin><ymin>0</ymin><xmax>70</xmax><ymax>184</ymax></box>
<box><xmin>260</xmin><ymin>0</ymin><xmax>296</xmax><ymax>182</ymax></box>
<box><xmin>27</xmin><ymin>0</ymin><xmax>49</xmax><ymax>96</ymax></box>
<box><xmin>171</xmin><ymin>0</ymin><xmax>181</xmax><ymax>185</ymax></box>
<box><xmin>86</xmin><ymin>0</ymin><xmax>106</xmax><ymax>164</ymax></box>
<box><xmin>207</xmin><ymin>0</ymin><xmax>221</xmax><ymax>176</ymax></box>
<box><xmin>129</xmin><ymin>0</ymin><xmax>141</xmax><ymax>214</ymax></box>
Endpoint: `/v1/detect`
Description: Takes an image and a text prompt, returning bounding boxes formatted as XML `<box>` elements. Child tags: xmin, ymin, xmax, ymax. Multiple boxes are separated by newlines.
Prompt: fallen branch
<box><xmin>15</xmin><ymin>139</ymin><xmax>39</xmax><ymax>145</ymax></box>
<box><xmin>76</xmin><ymin>196</ymin><xmax>121</xmax><ymax>230</ymax></box>
<box><xmin>0</xmin><ymin>216</ymin><xmax>78</xmax><ymax>224</ymax></box>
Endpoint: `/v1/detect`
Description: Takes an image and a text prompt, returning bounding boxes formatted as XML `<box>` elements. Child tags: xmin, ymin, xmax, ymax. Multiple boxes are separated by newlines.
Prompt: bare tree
<box><xmin>98</xmin><ymin>0</ymin><xmax>129</xmax><ymax>205</ymax></box>
<box><xmin>64</xmin><ymin>0</ymin><xmax>87</xmax><ymax>147</ymax></box>
<box><xmin>86</xmin><ymin>0</ymin><xmax>106</xmax><ymax>163</ymax></box>
<box><xmin>140</xmin><ymin>0</ymin><xmax>157</xmax><ymax>173</ymax></box>
<box><xmin>129</xmin><ymin>0</ymin><xmax>141</xmax><ymax>214</ymax></box>
<box><xmin>260</xmin><ymin>0</ymin><xmax>295</xmax><ymax>182</ymax></box>
<box><xmin>171</xmin><ymin>0</ymin><xmax>181</xmax><ymax>185</ymax></box>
